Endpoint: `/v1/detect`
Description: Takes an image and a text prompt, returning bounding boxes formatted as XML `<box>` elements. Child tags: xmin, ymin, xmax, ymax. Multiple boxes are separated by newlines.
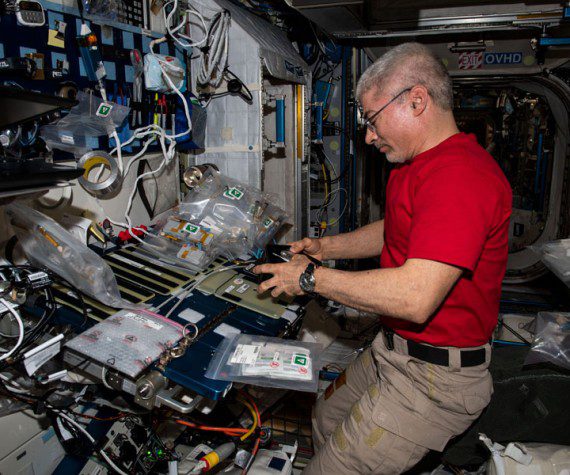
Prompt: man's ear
<box><xmin>410</xmin><ymin>85</ymin><xmax>428</xmax><ymax>115</ymax></box>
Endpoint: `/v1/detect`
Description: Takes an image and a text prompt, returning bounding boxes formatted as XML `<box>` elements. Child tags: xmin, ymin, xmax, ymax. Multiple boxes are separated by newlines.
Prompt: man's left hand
<box><xmin>253</xmin><ymin>254</ymin><xmax>311</xmax><ymax>298</ymax></box>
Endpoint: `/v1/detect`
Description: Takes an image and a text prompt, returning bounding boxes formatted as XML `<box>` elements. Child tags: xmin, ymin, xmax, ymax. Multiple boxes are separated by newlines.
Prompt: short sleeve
<box><xmin>407</xmin><ymin>165</ymin><xmax>498</xmax><ymax>271</ymax></box>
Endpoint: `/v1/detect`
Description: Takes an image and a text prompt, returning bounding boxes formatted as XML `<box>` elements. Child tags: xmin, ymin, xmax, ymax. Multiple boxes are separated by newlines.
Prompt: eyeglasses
<box><xmin>360</xmin><ymin>87</ymin><xmax>412</xmax><ymax>135</ymax></box>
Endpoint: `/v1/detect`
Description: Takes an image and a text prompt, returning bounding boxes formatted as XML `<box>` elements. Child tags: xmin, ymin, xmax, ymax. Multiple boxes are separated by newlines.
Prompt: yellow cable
<box><xmin>238</xmin><ymin>399</ymin><xmax>258</xmax><ymax>441</ymax></box>
<box><xmin>321</xmin><ymin>163</ymin><xmax>329</xmax><ymax>205</ymax></box>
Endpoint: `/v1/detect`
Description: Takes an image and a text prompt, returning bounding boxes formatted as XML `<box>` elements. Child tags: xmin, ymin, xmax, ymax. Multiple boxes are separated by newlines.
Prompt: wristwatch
<box><xmin>299</xmin><ymin>263</ymin><xmax>317</xmax><ymax>294</ymax></box>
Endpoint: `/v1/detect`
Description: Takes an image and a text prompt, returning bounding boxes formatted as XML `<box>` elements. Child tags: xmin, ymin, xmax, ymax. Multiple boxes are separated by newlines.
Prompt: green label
<box><xmin>96</xmin><ymin>103</ymin><xmax>113</xmax><ymax>117</ymax></box>
<box><xmin>184</xmin><ymin>223</ymin><xmax>200</xmax><ymax>235</ymax></box>
<box><xmin>223</xmin><ymin>187</ymin><xmax>244</xmax><ymax>200</ymax></box>
<box><xmin>293</xmin><ymin>354</ymin><xmax>308</xmax><ymax>366</ymax></box>
<box><xmin>263</xmin><ymin>217</ymin><xmax>274</xmax><ymax>228</ymax></box>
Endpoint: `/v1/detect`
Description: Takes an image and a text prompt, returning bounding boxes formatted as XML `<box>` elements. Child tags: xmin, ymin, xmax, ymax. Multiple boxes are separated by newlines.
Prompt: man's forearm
<box><xmin>321</xmin><ymin>220</ymin><xmax>385</xmax><ymax>260</ymax></box>
<box><xmin>313</xmin><ymin>265</ymin><xmax>419</xmax><ymax>322</ymax></box>
<box><xmin>312</xmin><ymin>258</ymin><xmax>462</xmax><ymax>324</ymax></box>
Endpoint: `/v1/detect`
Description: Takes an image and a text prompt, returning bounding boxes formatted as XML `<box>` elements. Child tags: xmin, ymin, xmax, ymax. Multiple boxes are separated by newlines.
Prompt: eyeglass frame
<box><xmin>360</xmin><ymin>87</ymin><xmax>412</xmax><ymax>135</ymax></box>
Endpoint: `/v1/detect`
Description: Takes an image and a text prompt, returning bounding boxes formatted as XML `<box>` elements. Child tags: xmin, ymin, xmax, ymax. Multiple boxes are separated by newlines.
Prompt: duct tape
<box><xmin>77</xmin><ymin>150</ymin><xmax>122</xmax><ymax>196</ymax></box>
<box><xmin>35</xmin><ymin>184</ymin><xmax>72</xmax><ymax>209</ymax></box>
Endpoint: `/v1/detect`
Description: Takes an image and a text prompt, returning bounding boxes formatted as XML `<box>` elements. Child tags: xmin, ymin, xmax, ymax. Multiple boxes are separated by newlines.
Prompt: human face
<box><xmin>360</xmin><ymin>87</ymin><xmax>413</xmax><ymax>163</ymax></box>
<box><xmin>361</xmin><ymin>87</ymin><xmax>411</xmax><ymax>136</ymax></box>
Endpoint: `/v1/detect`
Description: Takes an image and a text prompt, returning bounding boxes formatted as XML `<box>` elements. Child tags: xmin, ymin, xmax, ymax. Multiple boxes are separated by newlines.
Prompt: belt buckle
<box><xmin>382</xmin><ymin>328</ymin><xmax>395</xmax><ymax>351</ymax></box>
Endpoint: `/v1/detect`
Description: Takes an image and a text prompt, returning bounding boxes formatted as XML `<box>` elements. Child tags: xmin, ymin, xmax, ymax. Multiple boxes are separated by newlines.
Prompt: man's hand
<box><xmin>253</xmin><ymin>254</ymin><xmax>311</xmax><ymax>298</ymax></box>
<box><xmin>289</xmin><ymin>237</ymin><xmax>325</xmax><ymax>261</ymax></box>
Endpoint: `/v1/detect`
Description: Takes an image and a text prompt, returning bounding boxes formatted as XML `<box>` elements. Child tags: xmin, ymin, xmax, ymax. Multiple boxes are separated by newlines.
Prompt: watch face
<box><xmin>299</xmin><ymin>267</ymin><xmax>316</xmax><ymax>293</ymax></box>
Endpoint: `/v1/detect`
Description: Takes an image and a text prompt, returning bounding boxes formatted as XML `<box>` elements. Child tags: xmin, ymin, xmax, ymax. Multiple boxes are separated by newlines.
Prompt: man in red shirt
<box><xmin>253</xmin><ymin>42</ymin><xmax>512</xmax><ymax>474</ymax></box>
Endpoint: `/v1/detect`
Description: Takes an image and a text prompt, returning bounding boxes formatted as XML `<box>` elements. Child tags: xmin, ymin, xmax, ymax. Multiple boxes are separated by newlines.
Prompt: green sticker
<box><xmin>263</xmin><ymin>217</ymin><xmax>274</xmax><ymax>228</ymax></box>
<box><xmin>223</xmin><ymin>187</ymin><xmax>244</xmax><ymax>200</ymax></box>
<box><xmin>293</xmin><ymin>354</ymin><xmax>308</xmax><ymax>366</ymax></box>
<box><xmin>96</xmin><ymin>103</ymin><xmax>113</xmax><ymax>117</ymax></box>
<box><xmin>184</xmin><ymin>223</ymin><xmax>200</xmax><ymax>235</ymax></box>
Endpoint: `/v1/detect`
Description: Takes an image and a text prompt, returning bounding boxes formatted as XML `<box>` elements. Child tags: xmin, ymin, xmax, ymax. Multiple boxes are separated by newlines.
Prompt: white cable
<box><xmin>317</xmin><ymin>187</ymin><xmax>348</xmax><ymax>227</ymax></box>
<box><xmin>55</xmin><ymin>412</ymin><xmax>96</xmax><ymax>441</ymax></box>
<box><xmin>112</xmin><ymin>34</ymin><xmax>193</xmax><ymax>230</ymax></box>
<box><xmin>111</xmin><ymin>131</ymin><xmax>124</xmax><ymax>174</ymax></box>
<box><xmin>196</xmin><ymin>10</ymin><xmax>230</xmax><ymax>88</ymax></box>
<box><xmin>164</xmin><ymin>0</ymin><xmax>207</xmax><ymax>49</ymax></box>
<box><xmin>123</xmin><ymin>137</ymin><xmax>154</xmax><ymax>177</ymax></box>
<box><xmin>54</xmin><ymin>411</ymin><xmax>128</xmax><ymax>475</ymax></box>
<box><xmin>106</xmin><ymin>0</ymin><xmax>198</xmax><ymax>235</ymax></box>
<box><xmin>0</xmin><ymin>298</ymin><xmax>24</xmax><ymax>361</ymax></box>
<box><xmin>0</xmin><ymin>373</ymin><xmax>28</xmax><ymax>393</ymax></box>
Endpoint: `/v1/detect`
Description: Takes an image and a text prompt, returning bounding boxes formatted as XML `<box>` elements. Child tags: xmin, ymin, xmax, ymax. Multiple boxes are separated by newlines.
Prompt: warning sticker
<box><xmin>458</xmin><ymin>51</ymin><xmax>483</xmax><ymax>70</ymax></box>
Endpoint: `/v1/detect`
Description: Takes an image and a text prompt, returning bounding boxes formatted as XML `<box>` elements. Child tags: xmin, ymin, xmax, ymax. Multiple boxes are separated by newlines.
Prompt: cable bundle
<box><xmin>196</xmin><ymin>9</ymin><xmax>231</xmax><ymax>88</ymax></box>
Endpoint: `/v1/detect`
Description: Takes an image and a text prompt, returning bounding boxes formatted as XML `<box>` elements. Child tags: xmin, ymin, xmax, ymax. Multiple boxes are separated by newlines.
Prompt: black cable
<box><xmin>136</xmin><ymin>160</ymin><xmax>157</xmax><ymax>220</ymax></box>
<box><xmin>501</xmin><ymin>320</ymin><xmax>532</xmax><ymax>345</ymax></box>
<box><xmin>315</xmin><ymin>60</ymin><xmax>341</xmax><ymax>82</ymax></box>
<box><xmin>76</xmin><ymin>0</ymin><xmax>85</xmax><ymax>24</ymax></box>
<box><xmin>4</xmin><ymin>235</ymin><xmax>18</xmax><ymax>264</ymax></box>
<box><xmin>0</xmin><ymin>264</ymin><xmax>89</xmax><ymax>328</ymax></box>
<box><xmin>225</xmin><ymin>68</ymin><xmax>253</xmax><ymax>103</ymax></box>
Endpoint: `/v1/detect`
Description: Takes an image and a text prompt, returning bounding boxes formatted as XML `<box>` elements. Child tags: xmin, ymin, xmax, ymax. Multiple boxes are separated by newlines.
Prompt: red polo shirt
<box><xmin>380</xmin><ymin>133</ymin><xmax>512</xmax><ymax>347</ymax></box>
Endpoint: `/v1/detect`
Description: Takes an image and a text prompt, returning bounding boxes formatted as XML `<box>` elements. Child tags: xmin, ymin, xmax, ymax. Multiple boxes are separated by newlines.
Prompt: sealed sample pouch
<box><xmin>524</xmin><ymin>311</ymin><xmax>570</xmax><ymax>370</ymax></box>
<box><xmin>40</xmin><ymin>91</ymin><xmax>129</xmax><ymax>156</ymax></box>
<box><xmin>6</xmin><ymin>203</ymin><xmax>132</xmax><ymax>309</ymax></box>
<box><xmin>140</xmin><ymin>231</ymin><xmax>217</xmax><ymax>271</ymax></box>
<box><xmin>205</xmin><ymin>334</ymin><xmax>322</xmax><ymax>392</ymax></box>
<box><xmin>179</xmin><ymin>169</ymin><xmax>288</xmax><ymax>259</ymax></box>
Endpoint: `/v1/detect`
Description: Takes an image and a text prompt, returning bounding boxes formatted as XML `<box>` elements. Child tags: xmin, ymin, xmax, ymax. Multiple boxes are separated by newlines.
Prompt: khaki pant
<box><xmin>303</xmin><ymin>332</ymin><xmax>493</xmax><ymax>474</ymax></box>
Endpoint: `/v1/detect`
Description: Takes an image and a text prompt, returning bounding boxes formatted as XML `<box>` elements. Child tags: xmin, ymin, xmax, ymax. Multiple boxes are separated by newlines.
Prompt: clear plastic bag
<box><xmin>140</xmin><ymin>231</ymin><xmax>217</xmax><ymax>271</ymax></box>
<box><xmin>40</xmin><ymin>91</ymin><xmax>129</xmax><ymax>156</ymax></box>
<box><xmin>65</xmin><ymin>309</ymin><xmax>183</xmax><ymax>378</ymax></box>
<box><xmin>253</xmin><ymin>203</ymin><xmax>288</xmax><ymax>251</ymax></box>
<box><xmin>179</xmin><ymin>170</ymin><xmax>288</xmax><ymax>259</ymax></box>
<box><xmin>524</xmin><ymin>312</ymin><xmax>570</xmax><ymax>370</ymax></box>
<box><xmin>82</xmin><ymin>0</ymin><xmax>123</xmax><ymax>22</ymax></box>
<box><xmin>530</xmin><ymin>239</ymin><xmax>570</xmax><ymax>287</ymax></box>
<box><xmin>205</xmin><ymin>334</ymin><xmax>323</xmax><ymax>392</ymax></box>
<box><xmin>5</xmin><ymin>203</ymin><xmax>132</xmax><ymax>309</ymax></box>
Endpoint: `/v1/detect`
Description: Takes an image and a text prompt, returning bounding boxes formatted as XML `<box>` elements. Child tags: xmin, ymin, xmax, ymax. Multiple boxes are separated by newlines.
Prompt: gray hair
<box><xmin>356</xmin><ymin>42</ymin><xmax>453</xmax><ymax>110</ymax></box>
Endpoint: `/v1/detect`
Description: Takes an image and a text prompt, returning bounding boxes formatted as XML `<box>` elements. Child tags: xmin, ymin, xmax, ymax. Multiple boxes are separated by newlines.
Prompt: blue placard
<box><xmin>484</xmin><ymin>52</ymin><xmax>522</xmax><ymax>65</ymax></box>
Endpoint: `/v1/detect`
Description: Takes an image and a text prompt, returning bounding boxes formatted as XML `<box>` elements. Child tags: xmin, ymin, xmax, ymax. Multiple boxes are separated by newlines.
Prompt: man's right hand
<box><xmin>289</xmin><ymin>237</ymin><xmax>325</xmax><ymax>262</ymax></box>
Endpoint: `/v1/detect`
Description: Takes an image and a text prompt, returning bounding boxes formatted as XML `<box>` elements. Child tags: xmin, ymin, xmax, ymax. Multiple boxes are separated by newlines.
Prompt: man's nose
<box><xmin>365</xmin><ymin>127</ymin><xmax>377</xmax><ymax>145</ymax></box>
